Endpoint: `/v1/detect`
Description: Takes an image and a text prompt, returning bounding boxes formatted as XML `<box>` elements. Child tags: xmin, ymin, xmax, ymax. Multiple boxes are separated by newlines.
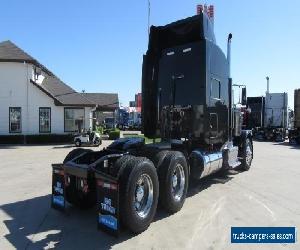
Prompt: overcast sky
<box><xmin>1</xmin><ymin>0</ymin><xmax>299</xmax><ymax>107</ymax></box>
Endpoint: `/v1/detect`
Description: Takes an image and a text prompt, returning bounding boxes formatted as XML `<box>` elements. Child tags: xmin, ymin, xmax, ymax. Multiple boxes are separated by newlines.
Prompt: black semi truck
<box><xmin>51</xmin><ymin>13</ymin><xmax>253</xmax><ymax>235</ymax></box>
<box><xmin>289</xmin><ymin>89</ymin><xmax>300</xmax><ymax>144</ymax></box>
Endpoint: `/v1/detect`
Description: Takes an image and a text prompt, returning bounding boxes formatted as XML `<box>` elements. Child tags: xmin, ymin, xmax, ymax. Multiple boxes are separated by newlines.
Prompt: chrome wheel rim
<box><xmin>246</xmin><ymin>143</ymin><xmax>252</xmax><ymax>165</ymax></box>
<box><xmin>171</xmin><ymin>164</ymin><xmax>185</xmax><ymax>202</ymax></box>
<box><xmin>134</xmin><ymin>174</ymin><xmax>153</xmax><ymax>218</ymax></box>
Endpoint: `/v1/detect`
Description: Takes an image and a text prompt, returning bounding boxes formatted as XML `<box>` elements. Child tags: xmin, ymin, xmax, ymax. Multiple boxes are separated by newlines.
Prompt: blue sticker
<box><xmin>231</xmin><ymin>227</ymin><xmax>296</xmax><ymax>243</ymax></box>
<box><xmin>53</xmin><ymin>195</ymin><xmax>64</xmax><ymax>207</ymax></box>
<box><xmin>99</xmin><ymin>214</ymin><xmax>118</xmax><ymax>230</ymax></box>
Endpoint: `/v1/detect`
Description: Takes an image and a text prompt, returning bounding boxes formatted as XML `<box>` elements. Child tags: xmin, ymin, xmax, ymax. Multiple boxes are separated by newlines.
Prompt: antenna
<box><xmin>147</xmin><ymin>0</ymin><xmax>151</xmax><ymax>36</ymax></box>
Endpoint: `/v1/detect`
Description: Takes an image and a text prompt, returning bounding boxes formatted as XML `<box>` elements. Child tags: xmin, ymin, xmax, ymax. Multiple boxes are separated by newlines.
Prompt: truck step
<box><xmin>229</xmin><ymin>160</ymin><xmax>241</xmax><ymax>169</ymax></box>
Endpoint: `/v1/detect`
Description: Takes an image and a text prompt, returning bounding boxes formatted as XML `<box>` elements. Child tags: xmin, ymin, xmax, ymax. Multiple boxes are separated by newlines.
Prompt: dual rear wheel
<box><xmin>118</xmin><ymin>156</ymin><xmax>159</xmax><ymax>233</ymax></box>
<box><xmin>118</xmin><ymin>151</ymin><xmax>189</xmax><ymax>234</ymax></box>
<box><xmin>63</xmin><ymin>149</ymin><xmax>189</xmax><ymax>234</ymax></box>
<box><xmin>157</xmin><ymin>151</ymin><xmax>189</xmax><ymax>213</ymax></box>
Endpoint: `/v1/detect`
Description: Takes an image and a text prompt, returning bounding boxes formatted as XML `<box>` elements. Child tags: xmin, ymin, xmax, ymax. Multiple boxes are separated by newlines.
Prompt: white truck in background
<box><xmin>264</xmin><ymin>92</ymin><xmax>288</xmax><ymax>129</ymax></box>
<box><xmin>247</xmin><ymin>92</ymin><xmax>288</xmax><ymax>141</ymax></box>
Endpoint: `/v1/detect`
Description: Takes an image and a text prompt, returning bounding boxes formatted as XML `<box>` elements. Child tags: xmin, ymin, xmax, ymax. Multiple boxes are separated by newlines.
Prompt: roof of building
<box><xmin>0</xmin><ymin>40</ymin><xmax>36</xmax><ymax>63</ymax></box>
<box><xmin>31</xmin><ymin>76</ymin><xmax>95</xmax><ymax>107</ymax></box>
<box><xmin>82</xmin><ymin>93</ymin><xmax>119</xmax><ymax>110</ymax></box>
<box><xmin>0</xmin><ymin>40</ymin><xmax>118</xmax><ymax>109</ymax></box>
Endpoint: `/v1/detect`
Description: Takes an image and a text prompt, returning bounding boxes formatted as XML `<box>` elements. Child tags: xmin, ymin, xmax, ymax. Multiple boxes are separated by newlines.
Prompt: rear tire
<box><xmin>111</xmin><ymin>155</ymin><xmax>135</xmax><ymax>177</ymax></box>
<box><xmin>240</xmin><ymin>138</ymin><xmax>253</xmax><ymax>171</ymax></box>
<box><xmin>152</xmin><ymin>150</ymin><xmax>169</xmax><ymax>167</ymax></box>
<box><xmin>119</xmin><ymin>157</ymin><xmax>159</xmax><ymax>234</ymax></box>
<box><xmin>158</xmin><ymin>151</ymin><xmax>189</xmax><ymax>214</ymax></box>
<box><xmin>63</xmin><ymin>148</ymin><xmax>91</xmax><ymax>163</ymax></box>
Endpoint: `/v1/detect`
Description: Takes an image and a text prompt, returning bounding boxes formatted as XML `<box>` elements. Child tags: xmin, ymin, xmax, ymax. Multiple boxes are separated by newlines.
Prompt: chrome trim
<box><xmin>171</xmin><ymin>163</ymin><xmax>185</xmax><ymax>201</ymax></box>
<box><xmin>134</xmin><ymin>174</ymin><xmax>154</xmax><ymax>219</ymax></box>
<box><xmin>191</xmin><ymin>150</ymin><xmax>223</xmax><ymax>178</ymax></box>
<box><xmin>245</xmin><ymin>143</ymin><xmax>252</xmax><ymax>165</ymax></box>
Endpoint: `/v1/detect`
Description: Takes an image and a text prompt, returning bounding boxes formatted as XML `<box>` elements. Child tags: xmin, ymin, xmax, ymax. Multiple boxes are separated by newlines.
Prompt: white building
<box><xmin>0</xmin><ymin>40</ymin><xmax>118</xmax><ymax>137</ymax></box>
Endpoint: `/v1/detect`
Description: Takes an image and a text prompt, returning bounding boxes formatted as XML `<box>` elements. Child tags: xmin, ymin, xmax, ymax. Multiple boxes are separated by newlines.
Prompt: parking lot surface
<box><xmin>0</xmin><ymin>141</ymin><xmax>299</xmax><ymax>250</ymax></box>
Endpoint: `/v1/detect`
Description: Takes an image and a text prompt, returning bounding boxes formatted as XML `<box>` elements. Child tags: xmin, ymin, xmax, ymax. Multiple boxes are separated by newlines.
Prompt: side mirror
<box><xmin>241</xmin><ymin>87</ymin><xmax>247</xmax><ymax>106</ymax></box>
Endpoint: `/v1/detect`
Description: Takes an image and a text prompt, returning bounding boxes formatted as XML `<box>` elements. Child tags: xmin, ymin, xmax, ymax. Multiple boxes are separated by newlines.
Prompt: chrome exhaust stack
<box><xmin>227</xmin><ymin>33</ymin><xmax>232</xmax><ymax>78</ymax></box>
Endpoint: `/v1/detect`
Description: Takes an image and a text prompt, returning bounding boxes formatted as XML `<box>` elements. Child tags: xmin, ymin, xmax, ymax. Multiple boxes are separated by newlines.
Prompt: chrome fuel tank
<box><xmin>189</xmin><ymin>150</ymin><xmax>223</xmax><ymax>179</ymax></box>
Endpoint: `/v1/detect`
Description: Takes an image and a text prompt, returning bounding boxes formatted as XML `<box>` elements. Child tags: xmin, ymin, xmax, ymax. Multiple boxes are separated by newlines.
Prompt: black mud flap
<box><xmin>51</xmin><ymin>164</ymin><xmax>66</xmax><ymax>211</ymax></box>
<box><xmin>95</xmin><ymin>173</ymin><xmax>120</xmax><ymax>237</ymax></box>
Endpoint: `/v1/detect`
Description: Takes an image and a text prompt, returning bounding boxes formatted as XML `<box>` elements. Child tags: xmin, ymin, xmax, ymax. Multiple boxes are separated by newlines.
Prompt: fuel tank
<box><xmin>189</xmin><ymin>149</ymin><xmax>223</xmax><ymax>179</ymax></box>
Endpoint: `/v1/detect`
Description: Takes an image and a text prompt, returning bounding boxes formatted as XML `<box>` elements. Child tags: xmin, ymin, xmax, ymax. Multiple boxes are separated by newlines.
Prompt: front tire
<box><xmin>119</xmin><ymin>157</ymin><xmax>159</xmax><ymax>234</ymax></box>
<box><xmin>240</xmin><ymin>138</ymin><xmax>253</xmax><ymax>171</ymax></box>
<box><xmin>158</xmin><ymin>151</ymin><xmax>189</xmax><ymax>214</ymax></box>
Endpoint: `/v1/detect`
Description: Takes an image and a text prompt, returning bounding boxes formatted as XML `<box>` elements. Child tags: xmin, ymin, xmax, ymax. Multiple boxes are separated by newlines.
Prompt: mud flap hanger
<box><xmin>90</xmin><ymin>153</ymin><xmax>125</xmax><ymax>171</ymax></box>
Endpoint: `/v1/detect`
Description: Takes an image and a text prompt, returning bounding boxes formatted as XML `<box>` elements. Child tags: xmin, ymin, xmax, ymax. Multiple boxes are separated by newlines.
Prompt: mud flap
<box><xmin>51</xmin><ymin>164</ymin><xmax>66</xmax><ymax>211</ymax></box>
<box><xmin>95</xmin><ymin>173</ymin><xmax>120</xmax><ymax>237</ymax></box>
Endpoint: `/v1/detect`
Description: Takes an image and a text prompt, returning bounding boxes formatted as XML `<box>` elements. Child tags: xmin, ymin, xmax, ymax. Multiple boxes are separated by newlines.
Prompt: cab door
<box><xmin>208</xmin><ymin>78</ymin><xmax>221</xmax><ymax>142</ymax></box>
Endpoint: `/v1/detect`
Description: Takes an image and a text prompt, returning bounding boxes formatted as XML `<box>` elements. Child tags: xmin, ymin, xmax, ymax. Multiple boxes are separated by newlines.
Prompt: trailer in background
<box><xmin>246</xmin><ymin>96</ymin><xmax>265</xmax><ymax>129</ymax></box>
<box><xmin>247</xmin><ymin>92</ymin><xmax>288</xmax><ymax>141</ymax></box>
<box><xmin>288</xmin><ymin>89</ymin><xmax>300</xmax><ymax>144</ymax></box>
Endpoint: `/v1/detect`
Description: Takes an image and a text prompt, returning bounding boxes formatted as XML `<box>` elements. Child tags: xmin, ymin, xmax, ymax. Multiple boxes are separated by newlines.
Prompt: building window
<box><xmin>211</xmin><ymin>78</ymin><xmax>221</xmax><ymax>99</ymax></box>
<box><xmin>9</xmin><ymin>107</ymin><xmax>22</xmax><ymax>133</ymax></box>
<box><xmin>210</xmin><ymin>78</ymin><xmax>221</xmax><ymax>106</ymax></box>
<box><xmin>64</xmin><ymin>108</ymin><xmax>85</xmax><ymax>132</ymax></box>
<box><xmin>39</xmin><ymin>107</ymin><xmax>51</xmax><ymax>133</ymax></box>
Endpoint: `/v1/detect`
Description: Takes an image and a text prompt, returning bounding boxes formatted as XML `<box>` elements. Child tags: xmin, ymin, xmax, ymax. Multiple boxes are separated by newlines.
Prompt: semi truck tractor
<box><xmin>51</xmin><ymin>12</ymin><xmax>253</xmax><ymax>235</ymax></box>
<box><xmin>247</xmin><ymin>92</ymin><xmax>288</xmax><ymax>141</ymax></box>
<box><xmin>288</xmin><ymin>89</ymin><xmax>300</xmax><ymax>144</ymax></box>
